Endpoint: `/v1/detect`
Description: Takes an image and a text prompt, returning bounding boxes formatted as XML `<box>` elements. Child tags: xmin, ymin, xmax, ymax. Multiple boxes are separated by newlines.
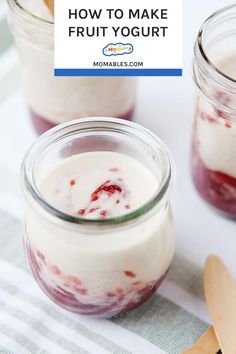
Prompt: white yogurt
<box><xmin>25</xmin><ymin>151</ymin><xmax>174</xmax><ymax>305</ymax></box>
<box><xmin>196</xmin><ymin>54</ymin><xmax>236</xmax><ymax>178</ymax></box>
<box><xmin>12</xmin><ymin>1</ymin><xmax>136</xmax><ymax>123</ymax></box>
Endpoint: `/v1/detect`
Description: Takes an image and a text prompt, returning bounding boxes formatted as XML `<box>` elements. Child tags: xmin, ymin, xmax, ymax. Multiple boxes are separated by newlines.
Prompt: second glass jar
<box><xmin>192</xmin><ymin>5</ymin><xmax>236</xmax><ymax>219</ymax></box>
<box><xmin>7</xmin><ymin>0</ymin><xmax>136</xmax><ymax>135</ymax></box>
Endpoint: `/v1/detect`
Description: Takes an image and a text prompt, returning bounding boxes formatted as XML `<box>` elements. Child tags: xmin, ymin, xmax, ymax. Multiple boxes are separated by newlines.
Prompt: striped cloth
<box><xmin>1</xmin><ymin>0</ymin><xmax>232</xmax><ymax>352</ymax></box>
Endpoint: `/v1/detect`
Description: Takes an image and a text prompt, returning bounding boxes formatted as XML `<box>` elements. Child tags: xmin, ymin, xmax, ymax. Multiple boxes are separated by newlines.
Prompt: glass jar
<box><xmin>7</xmin><ymin>0</ymin><xmax>136</xmax><ymax>135</ymax></box>
<box><xmin>192</xmin><ymin>5</ymin><xmax>236</xmax><ymax>219</ymax></box>
<box><xmin>21</xmin><ymin>117</ymin><xmax>175</xmax><ymax>318</ymax></box>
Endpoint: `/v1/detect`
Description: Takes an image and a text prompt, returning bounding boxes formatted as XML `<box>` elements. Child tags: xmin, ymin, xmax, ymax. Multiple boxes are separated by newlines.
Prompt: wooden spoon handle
<box><xmin>182</xmin><ymin>327</ymin><xmax>220</xmax><ymax>354</ymax></box>
<box><xmin>44</xmin><ymin>0</ymin><xmax>54</xmax><ymax>15</ymax></box>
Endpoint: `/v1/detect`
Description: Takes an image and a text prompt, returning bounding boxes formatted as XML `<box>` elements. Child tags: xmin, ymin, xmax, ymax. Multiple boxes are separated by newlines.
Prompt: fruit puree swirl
<box><xmin>39</xmin><ymin>152</ymin><xmax>158</xmax><ymax>219</ymax></box>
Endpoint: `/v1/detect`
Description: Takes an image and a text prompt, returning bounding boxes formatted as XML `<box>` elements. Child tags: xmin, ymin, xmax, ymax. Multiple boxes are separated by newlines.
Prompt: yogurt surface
<box><xmin>40</xmin><ymin>151</ymin><xmax>158</xmax><ymax>219</ymax></box>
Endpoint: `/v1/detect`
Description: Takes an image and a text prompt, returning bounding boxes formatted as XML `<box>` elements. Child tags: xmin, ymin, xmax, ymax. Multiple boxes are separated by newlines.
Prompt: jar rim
<box><xmin>7</xmin><ymin>0</ymin><xmax>54</xmax><ymax>27</ymax></box>
<box><xmin>21</xmin><ymin>118</ymin><xmax>174</xmax><ymax>227</ymax></box>
<box><xmin>197</xmin><ymin>4</ymin><xmax>236</xmax><ymax>85</ymax></box>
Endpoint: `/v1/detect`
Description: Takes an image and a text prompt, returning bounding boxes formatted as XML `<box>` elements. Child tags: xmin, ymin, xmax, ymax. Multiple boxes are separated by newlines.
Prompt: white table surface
<box><xmin>0</xmin><ymin>0</ymin><xmax>235</xmax><ymax>295</ymax></box>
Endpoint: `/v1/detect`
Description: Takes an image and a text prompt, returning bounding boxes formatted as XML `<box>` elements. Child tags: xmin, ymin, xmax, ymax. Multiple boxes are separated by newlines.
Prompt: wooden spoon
<box><xmin>204</xmin><ymin>256</ymin><xmax>236</xmax><ymax>354</ymax></box>
<box><xmin>185</xmin><ymin>255</ymin><xmax>236</xmax><ymax>353</ymax></box>
<box><xmin>182</xmin><ymin>326</ymin><xmax>220</xmax><ymax>354</ymax></box>
<box><xmin>44</xmin><ymin>0</ymin><xmax>54</xmax><ymax>15</ymax></box>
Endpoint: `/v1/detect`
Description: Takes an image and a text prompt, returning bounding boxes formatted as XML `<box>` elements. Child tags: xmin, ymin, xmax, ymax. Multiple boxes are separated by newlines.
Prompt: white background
<box><xmin>1</xmin><ymin>0</ymin><xmax>236</xmax><ymax>295</ymax></box>
<box><xmin>54</xmin><ymin>0</ymin><xmax>182</xmax><ymax>70</ymax></box>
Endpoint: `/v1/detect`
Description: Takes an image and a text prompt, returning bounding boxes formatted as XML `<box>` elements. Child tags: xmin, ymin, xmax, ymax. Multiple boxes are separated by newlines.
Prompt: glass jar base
<box><xmin>192</xmin><ymin>146</ymin><xmax>236</xmax><ymax>220</ymax></box>
<box><xmin>26</xmin><ymin>242</ymin><xmax>168</xmax><ymax>318</ymax></box>
<box><xmin>30</xmin><ymin>108</ymin><xmax>134</xmax><ymax>135</ymax></box>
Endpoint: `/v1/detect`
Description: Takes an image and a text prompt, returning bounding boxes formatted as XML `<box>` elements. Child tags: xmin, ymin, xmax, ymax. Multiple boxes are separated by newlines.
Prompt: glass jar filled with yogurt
<box><xmin>21</xmin><ymin>117</ymin><xmax>175</xmax><ymax>318</ymax></box>
<box><xmin>7</xmin><ymin>0</ymin><xmax>136</xmax><ymax>135</ymax></box>
<box><xmin>192</xmin><ymin>5</ymin><xmax>236</xmax><ymax>219</ymax></box>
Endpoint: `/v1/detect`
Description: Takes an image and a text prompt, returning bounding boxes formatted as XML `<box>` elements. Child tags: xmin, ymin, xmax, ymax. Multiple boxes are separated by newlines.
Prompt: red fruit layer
<box><xmin>26</xmin><ymin>243</ymin><xmax>167</xmax><ymax>318</ymax></box>
<box><xmin>30</xmin><ymin>108</ymin><xmax>134</xmax><ymax>135</ymax></box>
<box><xmin>192</xmin><ymin>139</ymin><xmax>236</xmax><ymax>219</ymax></box>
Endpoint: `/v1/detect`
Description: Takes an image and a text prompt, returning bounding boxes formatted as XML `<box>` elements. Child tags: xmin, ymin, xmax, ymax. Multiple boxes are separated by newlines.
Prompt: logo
<box><xmin>102</xmin><ymin>43</ymin><xmax>133</xmax><ymax>56</ymax></box>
